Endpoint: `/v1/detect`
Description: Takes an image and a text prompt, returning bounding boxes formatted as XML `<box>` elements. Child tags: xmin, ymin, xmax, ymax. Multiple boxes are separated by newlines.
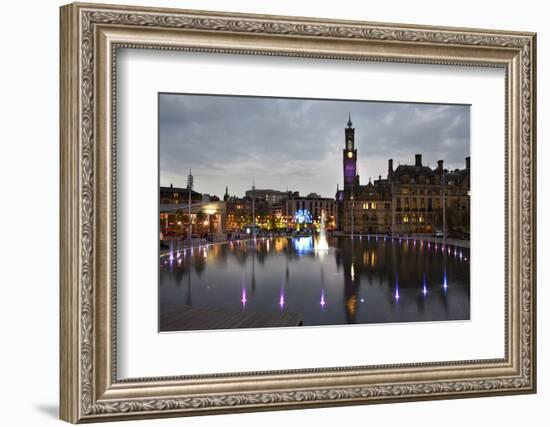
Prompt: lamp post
<box><xmin>187</xmin><ymin>169</ymin><xmax>193</xmax><ymax>246</ymax></box>
<box><xmin>252</xmin><ymin>180</ymin><xmax>256</xmax><ymax>239</ymax></box>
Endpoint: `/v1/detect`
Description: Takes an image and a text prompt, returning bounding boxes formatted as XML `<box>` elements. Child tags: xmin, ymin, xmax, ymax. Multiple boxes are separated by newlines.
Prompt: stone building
<box><xmin>159</xmin><ymin>183</ymin><xmax>202</xmax><ymax>205</ymax></box>
<box><xmin>336</xmin><ymin>115</ymin><xmax>470</xmax><ymax>236</ymax></box>
<box><xmin>159</xmin><ymin>183</ymin><xmax>226</xmax><ymax>239</ymax></box>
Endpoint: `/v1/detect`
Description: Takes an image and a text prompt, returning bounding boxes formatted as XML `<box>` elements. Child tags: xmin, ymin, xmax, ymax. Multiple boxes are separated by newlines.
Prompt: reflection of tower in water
<box><xmin>342</xmin><ymin>237</ymin><xmax>358</xmax><ymax>323</ymax></box>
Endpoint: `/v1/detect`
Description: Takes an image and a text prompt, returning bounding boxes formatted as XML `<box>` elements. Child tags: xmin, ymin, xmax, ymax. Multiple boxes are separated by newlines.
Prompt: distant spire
<box><xmin>186</xmin><ymin>168</ymin><xmax>193</xmax><ymax>190</ymax></box>
<box><xmin>347</xmin><ymin>112</ymin><xmax>353</xmax><ymax>128</ymax></box>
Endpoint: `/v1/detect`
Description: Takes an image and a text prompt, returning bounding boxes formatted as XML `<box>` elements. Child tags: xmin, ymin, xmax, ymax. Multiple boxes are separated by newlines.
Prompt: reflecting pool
<box><xmin>159</xmin><ymin>236</ymin><xmax>470</xmax><ymax>331</ymax></box>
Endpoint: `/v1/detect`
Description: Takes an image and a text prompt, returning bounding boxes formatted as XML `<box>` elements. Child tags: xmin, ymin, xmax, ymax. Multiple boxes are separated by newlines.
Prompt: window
<box><xmin>403</xmin><ymin>215</ymin><xmax>409</xmax><ymax>224</ymax></box>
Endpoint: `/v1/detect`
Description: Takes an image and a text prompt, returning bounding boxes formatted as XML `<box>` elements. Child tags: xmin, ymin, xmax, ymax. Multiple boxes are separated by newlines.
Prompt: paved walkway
<box><xmin>160</xmin><ymin>304</ymin><xmax>303</xmax><ymax>331</ymax></box>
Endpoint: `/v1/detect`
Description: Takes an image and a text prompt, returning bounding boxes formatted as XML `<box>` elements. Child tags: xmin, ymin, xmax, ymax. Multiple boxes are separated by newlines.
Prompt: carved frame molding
<box><xmin>60</xmin><ymin>2</ymin><xmax>536</xmax><ymax>423</ymax></box>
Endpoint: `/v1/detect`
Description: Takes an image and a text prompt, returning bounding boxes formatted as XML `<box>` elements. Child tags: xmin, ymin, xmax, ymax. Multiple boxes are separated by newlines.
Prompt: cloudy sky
<box><xmin>159</xmin><ymin>93</ymin><xmax>469</xmax><ymax>199</ymax></box>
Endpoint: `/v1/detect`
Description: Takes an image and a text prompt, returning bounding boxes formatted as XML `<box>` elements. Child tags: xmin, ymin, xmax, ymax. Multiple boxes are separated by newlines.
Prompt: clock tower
<box><xmin>343</xmin><ymin>113</ymin><xmax>358</xmax><ymax>193</ymax></box>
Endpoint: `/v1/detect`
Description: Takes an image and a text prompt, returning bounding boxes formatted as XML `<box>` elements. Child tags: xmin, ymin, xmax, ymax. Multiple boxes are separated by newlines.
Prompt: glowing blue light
<box><xmin>293</xmin><ymin>236</ymin><xmax>313</xmax><ymax>253</ymax></box>
<box><xmin>422</xmin><ymin>273</ymin><xmax>428</xmax><ymax>296</ymax></box>
<box><xmin>294</xmin><ymin>209</ymin><xmax>313</xmax><ymax>224</ymax></box>
<box><xmin>442</xmin><ymin>271</ymin><xmax>448</xmax><ymax>292</ymax></box>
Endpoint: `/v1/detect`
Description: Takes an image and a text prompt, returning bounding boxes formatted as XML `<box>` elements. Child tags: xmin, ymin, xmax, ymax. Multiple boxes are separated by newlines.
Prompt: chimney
<box><xmin>465</xmin><ymin>156</ymin><xmax>470</xmax><ymax>170</ymax></box>
<box><xmin>437</xmin><ymin>160</ymin><xmax>444</xmax><ymax>172</ymax></box>
<box><xmin>170</xmin><ymin>183</ymin><xmax>173</xmax><ymax>188</ymax></box>
<box><xmin>415</xmin><ymin>154</ymin><xmax>422</xmax><ymax>167</ymax></box>
<box><xmin>388</xmin><ymin>159</ymin><xmax>394</xmax><ymax>176</ymax></box>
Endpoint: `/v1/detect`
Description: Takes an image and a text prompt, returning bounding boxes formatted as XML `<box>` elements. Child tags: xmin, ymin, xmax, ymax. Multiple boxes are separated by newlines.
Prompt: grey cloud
<box><xmin>160</xmin><ymin>94</ymin><xmax>470</xmax><ymax>198</ymax></box>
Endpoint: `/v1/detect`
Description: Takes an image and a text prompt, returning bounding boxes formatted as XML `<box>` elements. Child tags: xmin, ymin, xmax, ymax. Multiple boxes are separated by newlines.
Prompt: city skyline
<box><xmin>160</xmin><ymin>93</ymin><xmax>470</xmax><ymax>198</ymax></box>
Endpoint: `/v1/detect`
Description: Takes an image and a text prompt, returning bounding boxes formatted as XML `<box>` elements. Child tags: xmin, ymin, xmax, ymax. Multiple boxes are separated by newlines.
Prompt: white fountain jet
<box><xmin>314</xmin><ymin>209</ymin><xmax>330</xmax><ymax>252</ymax></box>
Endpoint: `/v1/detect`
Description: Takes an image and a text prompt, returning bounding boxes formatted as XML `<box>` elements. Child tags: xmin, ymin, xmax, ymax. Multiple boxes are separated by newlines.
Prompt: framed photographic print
<box><xmin>60</xmin><ymin>2</ymin><xmax>537</xmax><ymax>423</ymax></box>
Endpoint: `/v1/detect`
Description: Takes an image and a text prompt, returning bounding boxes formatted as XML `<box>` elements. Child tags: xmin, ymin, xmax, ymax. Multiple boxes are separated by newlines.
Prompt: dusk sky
<box><xmin>159</xmin><ymin>94</ymin><xmax>470</xmax><ymax>199</ymax></box>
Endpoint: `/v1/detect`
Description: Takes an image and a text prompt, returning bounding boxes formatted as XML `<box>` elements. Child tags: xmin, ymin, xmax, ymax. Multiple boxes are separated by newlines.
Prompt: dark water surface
<box><xmin>159</xmin><ymin>236</ymin><xmax>470</xmax><ymax>331</ymax></box>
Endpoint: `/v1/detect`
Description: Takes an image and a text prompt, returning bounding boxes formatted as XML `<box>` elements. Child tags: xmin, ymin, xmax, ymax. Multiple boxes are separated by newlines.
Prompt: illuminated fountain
<box><xmin>314</xmin><ymin>209</ymin><xmax>330</xmax><ymax>252</ymax></box>
<box><xmin>394</xmin><ymin>272</ymin><xmax>400</xmax><ymax>302</ymax></box>
<box><xmin>320</xmin><ymin>288</ymin><xmax>326</xmax><ymax>308</ymax></box>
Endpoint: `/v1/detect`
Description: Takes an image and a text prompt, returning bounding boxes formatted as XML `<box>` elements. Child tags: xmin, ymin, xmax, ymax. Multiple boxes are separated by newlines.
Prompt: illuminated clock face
<box><xmin>347</xmin><ymin>151</ymin><xmax>353</xmax><ymax>159</ymax></box>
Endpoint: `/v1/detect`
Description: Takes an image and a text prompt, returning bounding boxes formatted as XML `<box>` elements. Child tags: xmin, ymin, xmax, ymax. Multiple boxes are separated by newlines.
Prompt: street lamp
<box><xmin>187</xmin><ymin>169</ymin><xmax>193</xmax><ymax>246</ymax></box>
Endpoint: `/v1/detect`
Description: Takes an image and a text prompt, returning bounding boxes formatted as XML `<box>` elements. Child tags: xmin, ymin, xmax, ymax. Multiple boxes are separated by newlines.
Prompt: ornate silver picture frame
<box><xmin>60</xmin><ymin>2</ymin><xmax>536</xmax><ymax>423</ymax></box>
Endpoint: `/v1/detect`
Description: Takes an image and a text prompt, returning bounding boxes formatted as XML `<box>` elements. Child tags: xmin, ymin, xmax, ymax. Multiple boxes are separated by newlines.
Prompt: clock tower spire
<box><xmin>343</xmin><ymin>113</ymin><xmax>357</xmax><ymax>193</ymax></box>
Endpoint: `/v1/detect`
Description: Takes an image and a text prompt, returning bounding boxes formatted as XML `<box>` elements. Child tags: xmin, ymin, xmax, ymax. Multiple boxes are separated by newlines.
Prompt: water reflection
<box><xmin>160</xmin><ymin>236</ymin><xmax>470</xmax><ymax>329</ymax></box>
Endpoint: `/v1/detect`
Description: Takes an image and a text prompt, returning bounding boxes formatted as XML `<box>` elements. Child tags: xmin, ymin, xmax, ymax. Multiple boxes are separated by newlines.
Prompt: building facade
<box><xmin>245</xmin><ymin>188</ymin><xmax>287</xmax><ymax>204</ymax></box>
<box><xmin>337</xmin><ymin>116</ymin><xmax>470</xmax><ymax>236</ymax></box>
<box><xmin>225</xmin><ymin>190</ymin><xmax>337</xmax><ymax>232</ymax></box>
<box><xmin>159</xmin><ymin>183</ymin><xmax>202</xmax><ymax>205</ymax></box>
<box><xmin>160</xmin><ymin>183</ymin><xmax>226</xmax><ymax>239</ymax></box>
<box><xmin>286</xmin><ymin>193</ymin><xmax>337</xmax><ymax>230</ymax></box>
